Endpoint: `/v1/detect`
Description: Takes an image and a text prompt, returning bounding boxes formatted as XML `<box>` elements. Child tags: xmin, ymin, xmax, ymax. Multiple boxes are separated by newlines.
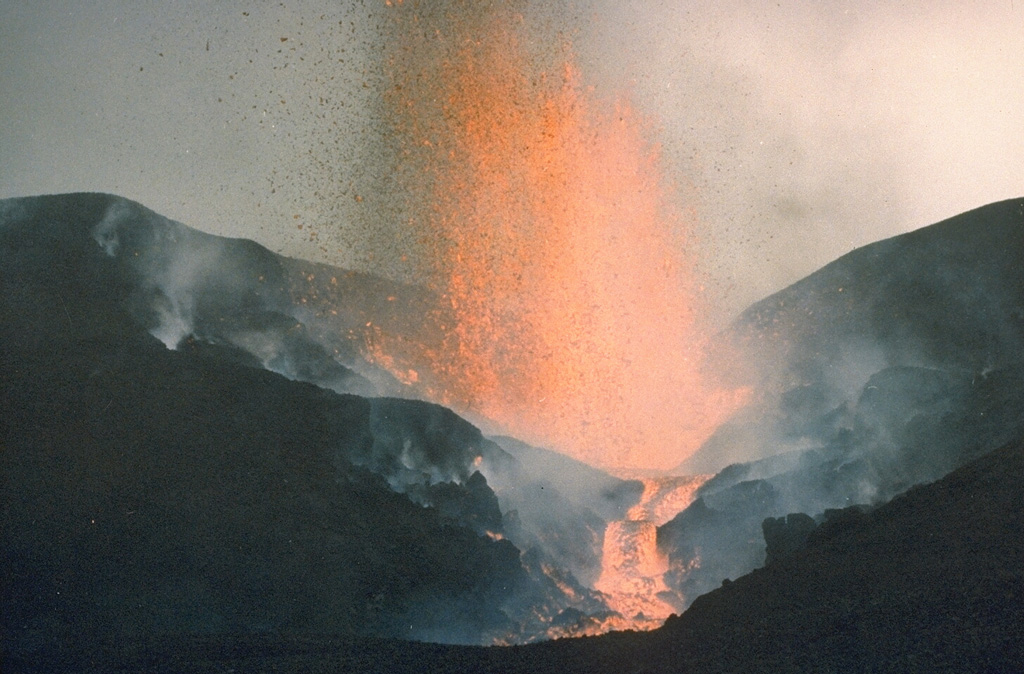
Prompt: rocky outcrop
<box><xmin>761</xmin><ymin>512</ymin><xmax>816</xmax><ymax>566</ymax></box>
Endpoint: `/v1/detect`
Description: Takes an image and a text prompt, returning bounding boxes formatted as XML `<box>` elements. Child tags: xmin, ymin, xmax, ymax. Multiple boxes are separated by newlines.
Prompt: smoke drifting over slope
<box><xmin>576</xmin><ymin>0</ymin><xmax>1024</xmax><ymax>316</ymax></box>
<box><xmin>2</xmin><ymin>192</ymin><xmax>692</xmax><ymax>645</ymax></box>
<box><xmin>655</xmin><ymin>198</ymin><xmax>1024</xmax><ymax>604</ymax></box>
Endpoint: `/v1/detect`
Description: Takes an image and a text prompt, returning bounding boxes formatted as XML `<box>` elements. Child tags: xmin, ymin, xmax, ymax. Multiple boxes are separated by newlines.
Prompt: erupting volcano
<box><xmin>4</xmin><ymin>0</ymin><xmax>1024</xmax><ymax>668</ymax></box>
<box><xmin>370</xmin><ymin>1</ymin><xmax>747</xmax><ymax>472</ymax></box>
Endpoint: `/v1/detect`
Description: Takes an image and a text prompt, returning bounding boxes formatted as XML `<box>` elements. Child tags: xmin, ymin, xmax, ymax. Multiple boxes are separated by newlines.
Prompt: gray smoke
<box><xmin>659</xmin><ymin>198</ymin><xmax>1024</xmax><ymax>606</ymax></box>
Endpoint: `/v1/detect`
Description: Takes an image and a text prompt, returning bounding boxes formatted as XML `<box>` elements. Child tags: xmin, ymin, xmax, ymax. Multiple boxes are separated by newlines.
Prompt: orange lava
<box><xmin>379</xmin><ymin>4</ymin><xmax>746</xmax><ymax>471</ymax></box>
<box><xmin>626</xmin><ymin>475</ymin><xmax>712</xmax><ymax>526</ymax></box>
<box><xmin>595</xmin><ymin>520</ymin><xmax>675</xmax><ymax>622</ymax></box>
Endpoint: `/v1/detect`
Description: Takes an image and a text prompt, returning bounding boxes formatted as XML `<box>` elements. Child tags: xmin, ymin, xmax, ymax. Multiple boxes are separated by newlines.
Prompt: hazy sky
<box><xmin>2</xmin><ymin>0</ymin><xmax>1022</xmax><ymax>324</ymax></box>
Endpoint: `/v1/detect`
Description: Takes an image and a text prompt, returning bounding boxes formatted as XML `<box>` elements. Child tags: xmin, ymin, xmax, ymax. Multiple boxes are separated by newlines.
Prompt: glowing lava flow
<box><xmin>595</xmin><ymin>475</ymin><xmax>709</xmax><ymax>625</ymax></box>
<box><xmin>377</xmin><ymin>4</ymin><xmax>747</xmax><ymax>471</ymax></box>
<box><xmin>595</xmin><ymin>520</ymin><xmax>674</xmax><ymax>624</ymax></box>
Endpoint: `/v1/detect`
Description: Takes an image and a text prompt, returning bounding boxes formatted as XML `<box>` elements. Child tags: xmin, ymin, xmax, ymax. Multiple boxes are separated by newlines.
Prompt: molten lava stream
<box><xmin>595</xmin><ymin>475</ymin><xmax>709</xmax><ymax>626</ymax></box>
<box><xmin>595</xmin><ymin>520</ymin><xmax>675</xmax><ymax>625</ymax></box>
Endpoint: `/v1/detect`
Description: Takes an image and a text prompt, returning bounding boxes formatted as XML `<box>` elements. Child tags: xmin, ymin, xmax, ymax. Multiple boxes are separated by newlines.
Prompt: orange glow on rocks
<box><xmin>379</xmin><ymin>4</ymin><xmax>746</xmax><ymax>471</ymax></box>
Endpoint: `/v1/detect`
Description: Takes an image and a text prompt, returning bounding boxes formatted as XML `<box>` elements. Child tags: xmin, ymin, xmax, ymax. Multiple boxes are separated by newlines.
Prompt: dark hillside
<box><xmin>658</xmin><ymin>197</ymin><xmax>1024</xmax><ymax>604</ymax></box>
<box><xmin>687</xmin><ymin>197</ymin><xmax>1024</xmax><ymax>474</ymax></box>
<box><xmin>0</xmin><ymin>280</ymin><xmax>529</xmax><ymax>655</ymax></box>
<box><xmin>12</xmin><ymin>438</ymin><xmax>1021</xmax><ymax>673</ymax></box>
<box><xmin>0</xmin><ymin>193</ymin><xmax>610</xmax><ymax>660</ymax></box>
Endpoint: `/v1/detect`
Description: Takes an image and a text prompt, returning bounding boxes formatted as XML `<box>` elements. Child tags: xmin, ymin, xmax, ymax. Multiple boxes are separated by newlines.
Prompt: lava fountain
<box><xmin>374</xmin><ymin>2</ymin><xmax>747</xmax><ymax>471</ymax></box>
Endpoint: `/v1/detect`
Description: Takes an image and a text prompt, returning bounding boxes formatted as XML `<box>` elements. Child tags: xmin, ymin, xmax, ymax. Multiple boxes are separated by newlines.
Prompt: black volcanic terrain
<box><xmin>19</xmin><ymin>437</ymin><xmax>1020</xmax><ymax>673</ymax></box>
<box><xmin>0</xmin><ymin>194</ymin><xmax>633</xmax><ymax>662</ymax></box>
<box><xmin>0</xmin><ymin>195</ymin><xmax>523</xmax><ymax>645</ymax></box>
<box><xmin>3</xmin><ymin>193</ymin><xmax>1024</xmax><ymax>672</ymax></box>
<box><xmin>656</xmin><ymin>198</ymin><xmax>1024</xmax><ymax>604</ymax></box>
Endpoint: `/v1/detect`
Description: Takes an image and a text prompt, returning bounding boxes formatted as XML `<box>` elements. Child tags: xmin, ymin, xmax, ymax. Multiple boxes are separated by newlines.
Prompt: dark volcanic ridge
<box><xmin>3</xmin><ymin>192</ymin><xmax>1024</xmax><ymax>672</ymax></box>
<box><xmin>689</xmin><ymin>196</ymin><xmax>1024</xmax><ymax>474</ymax></box>
<box><xmin>655</xmin><ymin>197</ymin><xmax>1024</xmax><ymax>605</ymax></box>
<box><xmin>13</xmin><ymin>438</ymin><xmax>1024</xmax><ymax>673</ymax></box>
<box><xmin>0</xmin><ymin>193</ymin><xmax>636</xmax><ymax>655</ymax></box>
